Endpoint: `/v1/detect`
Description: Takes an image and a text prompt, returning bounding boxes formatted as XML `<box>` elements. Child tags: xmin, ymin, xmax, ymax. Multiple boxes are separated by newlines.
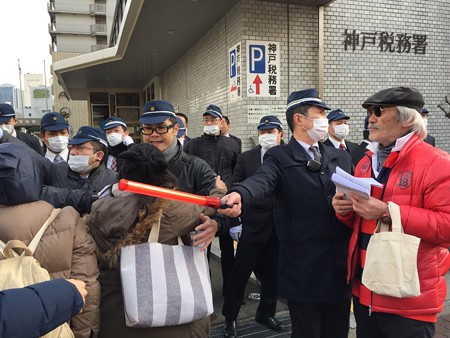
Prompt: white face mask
<box><xmin>47</xmin><ymin>136</ymin><xmax>69</xmax><ymax>153</ymax></box>
<box><xmin>258</xmin><ymin>133</ymin><xmax>279</xmax><ymax>150</ymax></box>
<box><xmin>106</xmin><ymin>133</ymin><xmax>123</xmax><ymax>147</ymax></box>
<box><xmin>332</xmin><ymin>124</ymin><xmax>350</xmax><ymax>139</ymax></box>
<box><xmin>423</xmin><ymin>118</ymin><xmax>428</xmax><ymax>128</ymax></box>
<box><xmin>203</xmin><ymin>125</ymin><xmax>220</xmax><ymax>136</ymax></box>
<box><xmin>1</xmin><ymin>124</ymin><xmax>14</xmax><ymax>134</ymax></box>
<box><xmin>68</xmin><ymin>155</ymin><xmax>94</xmax><ymax>174</ymax></box>
<box><xmin>304</xmin><ymin>117</ymin><xmax>328</xmax><ymax>142</ymax></box>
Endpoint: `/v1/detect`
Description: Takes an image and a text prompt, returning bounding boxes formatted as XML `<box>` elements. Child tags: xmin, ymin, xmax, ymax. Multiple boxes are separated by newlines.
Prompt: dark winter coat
<box><xmin>230</xmin><ymin>138</ymin><xmax>353</xmax><ymax>302</ymax></box>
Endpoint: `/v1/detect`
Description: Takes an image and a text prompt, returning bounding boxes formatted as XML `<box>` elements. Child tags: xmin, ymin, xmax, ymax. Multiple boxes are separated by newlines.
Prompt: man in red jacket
<box><xmin>333</xmin><ymin>86</ymin><xmax>450</xmax><ymax>338</ymax></box>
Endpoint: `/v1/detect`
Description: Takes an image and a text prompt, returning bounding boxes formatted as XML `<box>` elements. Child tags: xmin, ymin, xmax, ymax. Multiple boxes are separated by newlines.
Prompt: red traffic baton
<box><xmin>118</xmin><ymin>179</ymin><xmax>230</xmax><ymax>209</ymax></box>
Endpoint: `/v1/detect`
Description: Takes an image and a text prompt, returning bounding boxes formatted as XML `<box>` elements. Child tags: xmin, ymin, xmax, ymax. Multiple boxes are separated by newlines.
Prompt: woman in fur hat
<box><xmin>88</xmin><ymin>143</ymin><xmax>226</xmax><ymax>338</ymax></box>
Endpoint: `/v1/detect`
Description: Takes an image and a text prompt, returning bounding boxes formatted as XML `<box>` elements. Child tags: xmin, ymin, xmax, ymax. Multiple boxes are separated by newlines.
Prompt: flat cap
<box><xmin>362</xmin><ymin>87</ymin><xmax>424</xmax><ymax>113</ymax></box>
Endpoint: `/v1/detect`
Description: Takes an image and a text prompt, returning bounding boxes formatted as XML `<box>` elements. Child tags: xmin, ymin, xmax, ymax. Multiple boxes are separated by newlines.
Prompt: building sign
<box><xmin>247</xmin><ymin>105</ymin><xmax>286</xmax><ymax>126</ymax></box>
<box><xmin>229</xmin><ymin>42</ymin><xmax>242</xmax><ymax>102</ymax></box>
<box><xmin>246</xmin><ymin>41</ymin><xmax>280</xmax><ymax>97</ymax></box>
<box><xmin>343</xmin><ymin>29</ymin><xmax>427</xmax><ymax>54</ymax></box>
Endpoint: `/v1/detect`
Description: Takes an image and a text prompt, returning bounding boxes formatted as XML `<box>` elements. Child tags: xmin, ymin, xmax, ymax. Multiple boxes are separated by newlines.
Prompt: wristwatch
<box><xmin>380</xmin><ymin>205</ymin><xmax>392</xmax><ymax>225</ymax></box>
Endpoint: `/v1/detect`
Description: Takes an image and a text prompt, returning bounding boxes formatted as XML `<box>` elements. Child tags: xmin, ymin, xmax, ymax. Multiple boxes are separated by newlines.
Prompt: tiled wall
<box><xmin>161</xmin><ymin>0</ymin><xmax>450</xmax><ymax>152</ymax></box>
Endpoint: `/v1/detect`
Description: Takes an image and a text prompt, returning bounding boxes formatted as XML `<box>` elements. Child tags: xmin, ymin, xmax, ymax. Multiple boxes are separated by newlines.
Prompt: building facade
<box><xmin>48</xmin><ymin>0</ymin><xmax>108</xmax><ymax>131</ymax></box>
<box><xmin>53</xmin><ymin>0</ymin><xmax>450</xmax><ymax>152</ymax></box>
<box><xmin>0</xmin><ymin>84</ymin><xmax>16</xmax><ymax>107</ymax></box>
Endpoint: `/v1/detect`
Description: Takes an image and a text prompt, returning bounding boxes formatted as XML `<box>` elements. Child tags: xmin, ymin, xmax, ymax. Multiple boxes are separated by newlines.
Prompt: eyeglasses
<box><xmin>367</xmin><ymin>106</ymin><xmax>396</xmax><ymax>117</ymax></box>
<box><xmin>140</xmin><ymin>124</ymin><xmax>174</xmax><ymax>135</ymax></box>
<box><xmin>68</xmin><ymin>145</ymin><xmax>95</xmax><ymax>151</ymax></box>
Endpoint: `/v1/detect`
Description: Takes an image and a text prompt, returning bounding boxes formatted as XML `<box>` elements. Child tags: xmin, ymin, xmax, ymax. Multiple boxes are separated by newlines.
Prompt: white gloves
<box><xmin>229</xmin><ymin>225</ymin><xmax>242</xmax><ymax>242</ymax></box>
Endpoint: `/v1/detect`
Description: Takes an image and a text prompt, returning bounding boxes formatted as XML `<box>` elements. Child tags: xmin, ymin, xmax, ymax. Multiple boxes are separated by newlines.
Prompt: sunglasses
<box><xmin>367</xmin><ymin>106</ymin><xmax>396</xmax><ymax>117</ymax></box>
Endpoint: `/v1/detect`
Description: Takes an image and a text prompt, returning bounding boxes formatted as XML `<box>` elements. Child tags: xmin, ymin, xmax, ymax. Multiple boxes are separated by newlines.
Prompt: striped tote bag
<box><xmin>120</xmin><ymin>210</ymin><xmax>214</xmax><ymax>328</ymax></box>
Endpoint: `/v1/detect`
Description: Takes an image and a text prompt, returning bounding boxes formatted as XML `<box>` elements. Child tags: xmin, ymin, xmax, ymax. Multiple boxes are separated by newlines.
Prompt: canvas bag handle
<box><xmin>374</xmin><ymin>201</ymin><xmax>403</xmax><ymax>234</ymax></box>
<box><xmin>0</xmin><ymin>208</ymin><xmax>61</xmax><ymax>257</ymax></box>
<box><xmin>148</xmin><ymin>208</ymin><xmax>183</xmax><ymax>245</ymax></box>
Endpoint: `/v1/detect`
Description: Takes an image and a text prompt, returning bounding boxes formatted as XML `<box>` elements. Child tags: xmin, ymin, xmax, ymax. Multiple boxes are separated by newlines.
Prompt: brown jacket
<box><xmin>0</xmin><ymin>201</ymin><xmax>100</xmax><ymax>338</ymax></box>
<box><xmin>88</xmin><ymin>186</ymin><xmax>225</xmax><ymax>338</ymax></box>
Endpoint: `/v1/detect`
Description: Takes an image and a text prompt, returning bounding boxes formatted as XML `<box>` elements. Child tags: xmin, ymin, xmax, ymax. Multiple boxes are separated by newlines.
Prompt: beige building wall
<box><xmin>51</xmin><ymin>52</ymin><xmax>90</xmax><ymax>133</ymax></box>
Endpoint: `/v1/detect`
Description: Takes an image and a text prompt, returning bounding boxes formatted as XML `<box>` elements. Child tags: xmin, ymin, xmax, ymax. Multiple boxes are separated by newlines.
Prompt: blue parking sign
<box><xmin>249</xmin><ymin>44</ymin><xmax>265</xmax><ymax>74</ymax></box>
<box><xmin>230</xmin><ymin>49</ymin><xmax>236</xmax><ymax>78</ymax></box>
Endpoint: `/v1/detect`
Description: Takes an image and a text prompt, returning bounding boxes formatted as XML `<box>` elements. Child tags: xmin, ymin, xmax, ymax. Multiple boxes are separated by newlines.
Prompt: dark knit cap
<box><xmin>118</xmin><ymin>143</ymin><xmax>176</xmax><ymax>188</ymax></box>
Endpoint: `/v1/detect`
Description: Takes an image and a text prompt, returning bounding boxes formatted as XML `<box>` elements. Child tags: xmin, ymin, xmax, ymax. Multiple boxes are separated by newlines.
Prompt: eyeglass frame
<box><xmin>367</xmin><ymin>106</ymin><xmax>397</xmax><ymax>118</ymax></box>
<box><xmin>140</xmin><ymin>123</ymin><xmax>175</xmax><ymax>135</ymax></box>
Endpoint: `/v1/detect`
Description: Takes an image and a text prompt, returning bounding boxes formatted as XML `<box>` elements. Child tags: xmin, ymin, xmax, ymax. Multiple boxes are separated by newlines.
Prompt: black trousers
<box><xmin>287</xmin><ymin>298</ymin><xmax>351</xmax><ymax>338</ymax></box>
<box><xmin>219</xmin><ymin>231</ymin><xmax>235</xmax><ymax>295</ymax></box>
<box><xmin>353</xmin><ymin>296</ymin><xmax>435</xmax><ymax>338</ymax></box>
<box><xmin>222</xmin><ymin>230</ymin><xmax>279</xmax><ymax>320</ymax></box>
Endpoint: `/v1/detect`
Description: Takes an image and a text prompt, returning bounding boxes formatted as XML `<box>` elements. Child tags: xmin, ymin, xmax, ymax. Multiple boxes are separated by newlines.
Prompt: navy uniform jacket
<box><xmin>0</xmin><ymin>279</ymin><xmax>83</xmax><ymax>338</ymax></box>
<box><xmin>232</xmin><ymin>145</ymin><xmax>278</xmax><ymax>243</ymax></box>
<box><xmin>230</xmin><ymin>137</ymin><xmax>352</xmax><ymax>302</ymax></box>
<box><xmin>323</xmin><ymin>138</ymin><xmax>358</xmax><ymax>154</ymax></box>
<box><xmin>185</xmin><ymin>133</ymin><xmax>239</xmax><ymax>188</ymax></box>
<box><xmin>16</xmin><ymin>130</ymin><xmax>43</xmax><ymax>155</ymax></box>
<box><xmin>44</xmin><ymin>162</ymin><xmax>117</xmax><ymax>193</ymax></box>
<box><xmin>424</xmin><ymin>134</ymin><xmax>436</xmax><ymax>147</ymax></box>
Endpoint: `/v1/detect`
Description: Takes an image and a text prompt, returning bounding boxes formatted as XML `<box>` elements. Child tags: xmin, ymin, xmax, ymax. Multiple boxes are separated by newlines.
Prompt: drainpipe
<box><xmin>318</xmin><ymin>6</ymin><xmax>325</xmax><ymax>95</ymax></box>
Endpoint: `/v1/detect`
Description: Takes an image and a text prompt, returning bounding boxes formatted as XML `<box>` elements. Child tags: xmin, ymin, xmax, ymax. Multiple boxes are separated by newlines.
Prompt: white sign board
<box><xmin>228</xmin><ymin>42</ymin><xmax>242</xmax><ymax>102</ymax></box>
<box><xmin>246</xmin><ymin>41</ymin><xmax>280</xmax><ymax>97</ymax></box>
<box><xmin>247</xmin><ymin>105</ymin><xmax>287</xmax><ymax>127</ymax></box>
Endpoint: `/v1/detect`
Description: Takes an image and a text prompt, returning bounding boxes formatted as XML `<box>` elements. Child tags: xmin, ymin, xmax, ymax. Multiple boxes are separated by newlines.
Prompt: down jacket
<box><xmin>0</xmin><ymin>142</ymin><xmax>100</xmax><ymax>338</ymax></box>
<box><xmin>338</xmin><ymin>134</ymin><xmax>450</xmax><ymax>321</ymax></box>
<box><xmin>88</xmin><ymin>185</ymin><xmax>226</xmax><ymax>338</ymax></box>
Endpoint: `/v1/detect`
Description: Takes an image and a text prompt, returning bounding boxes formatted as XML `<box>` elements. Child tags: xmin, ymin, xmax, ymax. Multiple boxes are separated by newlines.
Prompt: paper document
<box><xmin>331</xmin><ymin>167</ymin><xmax>382</xmax><ymax>199</ymax></box>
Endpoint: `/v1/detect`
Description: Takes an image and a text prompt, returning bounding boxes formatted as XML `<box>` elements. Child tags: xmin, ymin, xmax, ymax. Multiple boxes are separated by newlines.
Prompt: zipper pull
<box><xmin>368</xmin><ymin>305</ymin><xmax>372</xmax><ymax>316</ymax></box>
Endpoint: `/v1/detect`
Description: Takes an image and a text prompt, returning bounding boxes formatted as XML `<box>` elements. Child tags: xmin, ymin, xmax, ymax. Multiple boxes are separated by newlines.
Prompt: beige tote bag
<box><xmin>362</xmin><ymin>202</ymin><xmax>421</xmax><ymax>298</ymax></box>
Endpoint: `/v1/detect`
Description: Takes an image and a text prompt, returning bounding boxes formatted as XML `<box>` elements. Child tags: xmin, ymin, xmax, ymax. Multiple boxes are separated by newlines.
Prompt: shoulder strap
<box><xmin>28</xmin><ymin>208</ymin><xmax>61</xmax><ymax>254</ymax></box>
<box><xmin>0</xmin><ymin>208</ymin><xmax>61</xmax><ymax>257</ymax></box>
<box><xmin>147</xmin><ymin>209</ymin><xmax>184</xmax><ymax>245</ymax></box>
<box><xmin>170</xmin><ymin>152</ymin><xmax>192</xmax><ymax>178</ymax></box>
<box><xmin>148</xmin><ymin>209</ymin><xmax>163</xmax><ymax>243</ymax></box>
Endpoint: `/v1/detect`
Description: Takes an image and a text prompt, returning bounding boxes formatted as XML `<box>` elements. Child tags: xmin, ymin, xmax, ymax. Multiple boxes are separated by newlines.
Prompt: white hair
<box><xmin>396</xmin><ymin>106</ymin><xmax>427</xmax><ymax>140</ymax></box>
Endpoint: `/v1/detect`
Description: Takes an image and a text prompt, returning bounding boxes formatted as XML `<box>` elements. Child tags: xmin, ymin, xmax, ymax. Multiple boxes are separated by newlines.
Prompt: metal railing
<box><xmin>47</xmin><ymin>2</ymin><xmax>90</xmax><ymax>14</ymax></box>
<box><xmin>90</xmin><ymin>24</ymin><xmax>107</xmax><ymax>36</ymax></box>
<box><xmin>49</xmin><ymin>23</ymin><xmax>91</xmax><ymax>35</ymax></box>
<box><xmin>89</xmin><ymin>3</ymin><xmax>106</xmax><ymax>15</ymax></box>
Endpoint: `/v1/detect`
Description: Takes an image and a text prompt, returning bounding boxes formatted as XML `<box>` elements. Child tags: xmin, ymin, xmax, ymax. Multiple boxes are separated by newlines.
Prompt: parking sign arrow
<box><xmin>253</xmin><ymin>75</ymin><xmax>263</xmax><ymax>95</ymax></box>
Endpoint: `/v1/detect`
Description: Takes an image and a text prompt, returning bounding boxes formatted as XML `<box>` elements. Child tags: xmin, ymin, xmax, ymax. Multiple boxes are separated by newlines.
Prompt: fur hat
<box><xmin>118</xmin><ymin>143</ymin><xmax>176</xmax><ymax>188</ymax></box>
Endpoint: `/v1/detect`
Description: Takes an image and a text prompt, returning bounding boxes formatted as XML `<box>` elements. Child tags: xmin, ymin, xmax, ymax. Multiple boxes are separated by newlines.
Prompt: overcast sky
<box><xmin>0</xmin><ymin>0</ymin><xmax>52</xmax><ymax>87</ymax></box>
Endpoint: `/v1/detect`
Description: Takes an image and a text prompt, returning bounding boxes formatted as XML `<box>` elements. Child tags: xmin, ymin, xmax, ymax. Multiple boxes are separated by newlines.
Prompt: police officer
<box><xmin>40</xmin><ymin>112</ymin><xmax>70</xmax><ymax>163</ymax></box>
<box><xmin>222</xmin><ymin>116</ymin><xmax>285</xmax><ymax>337</ymax></box>
<box><xmin>323</xmin><ymin>109</ymin><xmax>357</xmax><ymax>153</ymax></box>
<box><xmin>101</xmin><ymin>117</ymin><xmax>134</xmax><ymax>171</ymax></box>
<box><xmin>218</xmin><ymin>89</ymin><xmax>353</xmax><ymax>338</ymax></box>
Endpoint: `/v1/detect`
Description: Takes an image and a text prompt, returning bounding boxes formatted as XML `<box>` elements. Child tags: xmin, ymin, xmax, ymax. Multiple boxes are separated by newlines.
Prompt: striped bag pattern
<box><xmin>120</xmin><ymin>210</ymin><xmax>213</xmax><ymax>328</ymax></box>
